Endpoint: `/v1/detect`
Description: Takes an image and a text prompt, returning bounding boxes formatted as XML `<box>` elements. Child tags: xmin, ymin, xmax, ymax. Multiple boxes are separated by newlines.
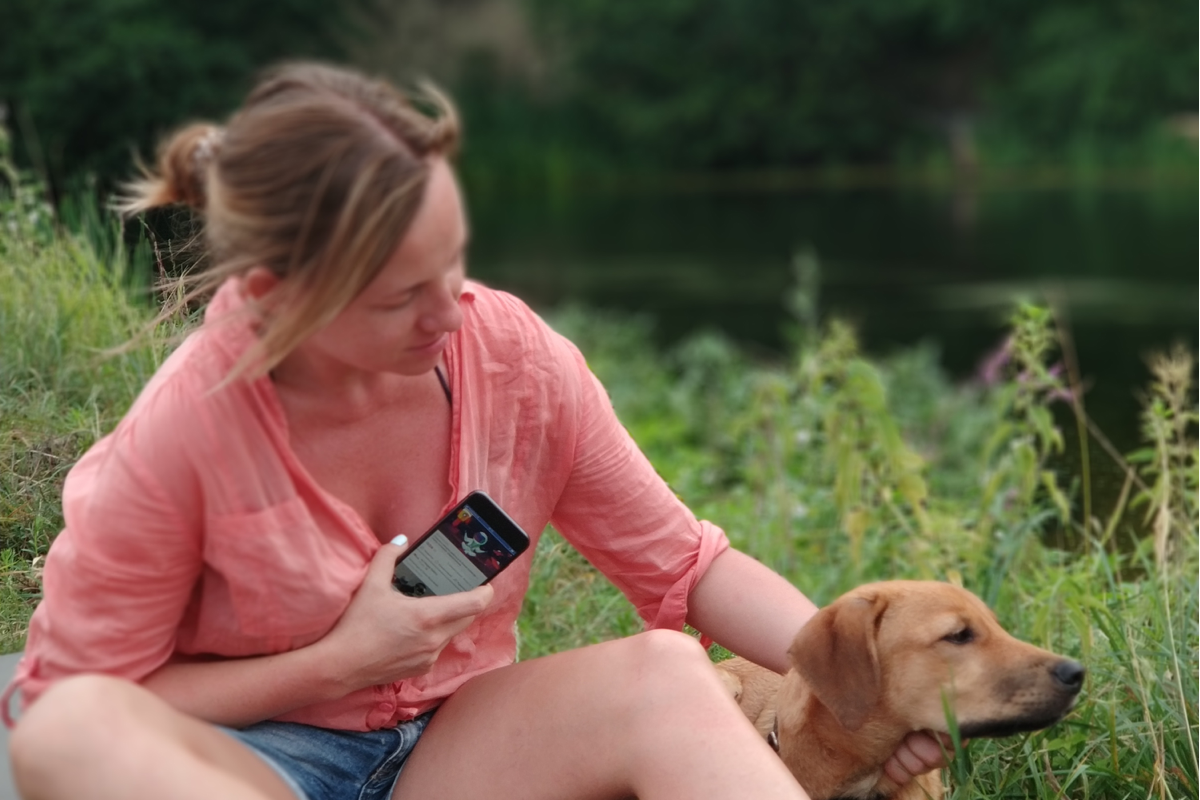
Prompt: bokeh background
<box><xmin>2</xmin><ymin>0</ymin><xmax>1196</xmax><ymax>455</ymax></box>
<box><xmin>2</xmin><ymin>9</ymin><xmax>1196</xmax><ymax>795</ymax></box>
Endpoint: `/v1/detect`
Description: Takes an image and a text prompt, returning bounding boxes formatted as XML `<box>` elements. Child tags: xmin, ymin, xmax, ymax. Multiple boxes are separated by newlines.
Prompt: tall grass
<box><xmin>536</xmin><ymin>300</ymin><xmax>1197</xmax><ymax>798</ymax></box>
<box><xmin>1</xmin><ymin>135</ymin><xmax>1196</xmax><ymax>797</ymax></box>
<box><xmin>0</xmin><ymin>131</ymin><xmax>179</xmax><ymax>649</ymax></box>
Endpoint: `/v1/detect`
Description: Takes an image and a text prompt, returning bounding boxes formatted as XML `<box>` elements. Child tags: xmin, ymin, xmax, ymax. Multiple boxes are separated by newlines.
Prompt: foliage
<box><xmin>527</xmin><ymin>0</ymin><xmax>975</xmax><ymax>168</ymax></box>
<box><xmin>3</xmin><ymin>0</ymin><xmax>1196</xmax><ymax>189</ymax></box>
<box><xmin>1</xmin><ymin>152</ymin><xmax>1196</xmax><ymax>796</ymax></box>
<box><xmin>0</xmin><ymin>130</ymin><xmax>180</xmax><ymax>650</ymax></box>
<box><xmin>1127</xmin><ymin>345</ymin><xmax>1199</xmax><ymax>571</ymax></box>
<box><xmin>989</xmin><ymin>0</ymin><xmax>1199</xmax><ymax>147</ymax></box>
<box><xmin>0</xmin><ymin>0</ymin><xmax>354</xmax><ymax>186</ymax></box>
<box><xmin>536</xmin><ymin>268</ymin><xmax>1197</xmax><ymax>798</ymax></box>
<box><xmin>527</xmin><ymin>0</ymin><xmax>1197</xmax><ymax>173</ymax></box>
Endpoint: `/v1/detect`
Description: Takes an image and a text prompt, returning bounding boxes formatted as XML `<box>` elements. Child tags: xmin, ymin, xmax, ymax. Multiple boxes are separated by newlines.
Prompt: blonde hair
<box><xmin>121</xmin><ymin>62</ymin><xmax>460</xmax><ymax>378</ymax></box>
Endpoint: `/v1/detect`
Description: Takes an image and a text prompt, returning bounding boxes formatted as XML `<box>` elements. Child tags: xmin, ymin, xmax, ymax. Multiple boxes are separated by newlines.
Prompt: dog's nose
<box><xmin>1051</xmin><ymin>659</ymin><xmax>1085</xmax><ymax>692</ymax></box>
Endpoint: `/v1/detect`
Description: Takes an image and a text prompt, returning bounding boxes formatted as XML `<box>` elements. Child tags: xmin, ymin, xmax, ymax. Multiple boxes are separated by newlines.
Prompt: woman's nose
<box><xmin>420</xmin><ymin>277</ymin><xmax>463</xmax><ymax>333</ymax></box>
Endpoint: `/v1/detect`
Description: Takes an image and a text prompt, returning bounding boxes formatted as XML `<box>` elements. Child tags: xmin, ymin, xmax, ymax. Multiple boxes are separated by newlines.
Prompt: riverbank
<box><xmin>1</xmin><ymin>155</ymin><xmax>1196</xmax><ymax>798</ymax></box>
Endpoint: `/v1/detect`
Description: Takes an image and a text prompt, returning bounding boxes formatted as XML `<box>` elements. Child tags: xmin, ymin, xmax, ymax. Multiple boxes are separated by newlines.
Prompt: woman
<box><xmin>5</xmin><ymin>63</ymin><xmax>946</xmax><ymax>800</ymax></box>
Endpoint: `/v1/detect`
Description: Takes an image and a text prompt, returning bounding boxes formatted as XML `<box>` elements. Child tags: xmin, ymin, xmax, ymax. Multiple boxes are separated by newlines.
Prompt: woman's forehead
<box><xmin>369</xmin><ymin>160</ymin><xmax>466</xmax><ymax>291</ymax></box>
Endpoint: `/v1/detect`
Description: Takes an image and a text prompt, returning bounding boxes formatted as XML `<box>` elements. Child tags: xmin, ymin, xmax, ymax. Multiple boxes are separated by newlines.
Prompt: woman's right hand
<box><xmin>141</xmin><ymin>537</ymin><xmax>493</xmax><ymax>727</ymax></box>
<box><xmin>312</xmin><ymin>536</ymin><xmax>494</xmax><ymax>694</ymax></box>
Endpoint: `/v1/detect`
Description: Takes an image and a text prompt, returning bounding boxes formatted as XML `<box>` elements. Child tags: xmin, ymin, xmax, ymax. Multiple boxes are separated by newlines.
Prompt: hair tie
<box><xmin>193</xmin><ymin>127</ymin><xmax>225</xmax><ymax>171</ymax></box>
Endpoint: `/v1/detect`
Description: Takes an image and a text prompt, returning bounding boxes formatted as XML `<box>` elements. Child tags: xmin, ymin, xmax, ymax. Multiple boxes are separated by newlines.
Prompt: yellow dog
<box><xmin>715</xmin><ymin>581</ymin><xmax>1084</xmax><ymax>799</ymax></box>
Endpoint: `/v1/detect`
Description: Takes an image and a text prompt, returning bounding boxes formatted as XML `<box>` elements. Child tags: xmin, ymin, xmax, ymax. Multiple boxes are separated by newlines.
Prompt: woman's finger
<box><xmin>413</xmin><ymin>584</ymin><xmax>495</xmax><ymax>626</ymax></box>
<box><xmin>883</xmin><ymin>731</ymin><xmax>954</xmax><ymax>785</ymax></box>
<box><xmin>367</xmin><ymin>534</ymin><xmax>411</xmax><ymax>585</ymax></box>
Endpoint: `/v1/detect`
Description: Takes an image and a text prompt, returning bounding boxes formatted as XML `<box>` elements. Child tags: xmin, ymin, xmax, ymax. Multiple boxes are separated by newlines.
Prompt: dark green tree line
<box><xmin>2</xmin><ymin>0</ymin><xmax>1195</xmax><ymax>187</ymax></box>
<box><xmin>528</xmin><ymin>0</ymin><xmax>1196</xmax><ymax>169</ymax></box>
<box><xmin>0</xmin><ymin>0</ymin><xmax>353</xmax><ymax>187</ymax></box>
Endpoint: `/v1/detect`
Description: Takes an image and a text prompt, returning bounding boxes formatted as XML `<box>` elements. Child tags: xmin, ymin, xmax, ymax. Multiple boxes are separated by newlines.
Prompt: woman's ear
<box><xmin>241</xmin><ymin>266</ymin><xmax>280</xmax><ymax>302</ymax></box>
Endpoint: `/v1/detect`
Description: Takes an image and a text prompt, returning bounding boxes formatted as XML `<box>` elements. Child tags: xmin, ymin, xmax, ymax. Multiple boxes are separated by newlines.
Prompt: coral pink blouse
<box><xmin>6</xmin><ymin>279</ymin><xmax>728</xmax><ymax>730</ymax></box>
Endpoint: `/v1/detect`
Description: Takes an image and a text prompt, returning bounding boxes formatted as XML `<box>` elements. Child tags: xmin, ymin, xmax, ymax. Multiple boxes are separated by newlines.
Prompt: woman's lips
<box><xmin>409</xmin><ymin>334</ymin><xmax>448</xmax><ymax>354</ymax></box>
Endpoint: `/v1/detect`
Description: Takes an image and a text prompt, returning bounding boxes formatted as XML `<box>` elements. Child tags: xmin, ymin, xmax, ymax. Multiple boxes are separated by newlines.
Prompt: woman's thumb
<box><xmin>372</xmin><ymin>533</ymin><xmax>411</xmax><ymax>576</ymax></box>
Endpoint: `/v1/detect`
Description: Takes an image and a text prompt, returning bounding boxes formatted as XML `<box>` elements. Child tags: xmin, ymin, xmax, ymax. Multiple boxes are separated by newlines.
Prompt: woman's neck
<box><xmin>271</xmin><ymin>352</ymin><xmax>442</xmax><ymax>425</ymax></box>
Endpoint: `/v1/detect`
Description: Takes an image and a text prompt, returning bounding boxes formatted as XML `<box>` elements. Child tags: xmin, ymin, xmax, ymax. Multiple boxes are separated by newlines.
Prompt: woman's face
<box><xmin>291</xmin><ymin>157</ymin><xmax>468</xmax><ymax>380</ymax></box>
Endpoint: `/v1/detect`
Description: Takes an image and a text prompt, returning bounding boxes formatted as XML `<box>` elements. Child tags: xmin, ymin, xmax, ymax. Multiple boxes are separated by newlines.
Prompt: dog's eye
<box><xmin>942</xmin><ymin>627</ymin><xmax>974</xmax><ymax>645</ymax></box>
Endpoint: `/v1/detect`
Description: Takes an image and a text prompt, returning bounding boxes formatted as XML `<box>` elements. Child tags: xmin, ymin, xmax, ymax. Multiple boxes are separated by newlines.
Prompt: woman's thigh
<box><xmin>9</xmin><ymin>674</ymin><xmax>297</xmax><ymax>800</ymax></box>
<box><xmin>392</xmin><ymin>630</ymin><xmax>802</xmax><ymax>800</ymax></box>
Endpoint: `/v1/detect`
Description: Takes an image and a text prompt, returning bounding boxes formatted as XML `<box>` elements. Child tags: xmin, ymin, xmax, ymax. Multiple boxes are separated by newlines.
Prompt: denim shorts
<box><xmin>219</xmin><ymin>712</ymin><xmax>433</xmax><ymax>800</ymax></box>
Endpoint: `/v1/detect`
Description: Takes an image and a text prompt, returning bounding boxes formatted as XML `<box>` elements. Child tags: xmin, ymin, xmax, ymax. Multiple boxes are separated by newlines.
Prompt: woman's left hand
<box><xmin>883</xmin><ymin>731</ymin><xmax>961</xmax><ymax>785</ymax></box>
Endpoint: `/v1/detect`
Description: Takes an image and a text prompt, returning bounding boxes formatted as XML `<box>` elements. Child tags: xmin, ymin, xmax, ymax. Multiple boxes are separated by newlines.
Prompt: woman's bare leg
<box><xmin>394</xmin><ymin>630</ymin><xmax>811</xmax><ymax>800</ymax></box>
<box><xmin>9</xmin><ymin>674</ymin><xmax>295</xmax><ymax>800</ymax></box>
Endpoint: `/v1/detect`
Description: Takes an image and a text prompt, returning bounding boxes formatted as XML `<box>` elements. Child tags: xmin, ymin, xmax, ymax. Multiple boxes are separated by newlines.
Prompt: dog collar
<box><xmin>767</xmin><ymin>718</ymin><xmax>780</xmax><ymax>753</ymax></box>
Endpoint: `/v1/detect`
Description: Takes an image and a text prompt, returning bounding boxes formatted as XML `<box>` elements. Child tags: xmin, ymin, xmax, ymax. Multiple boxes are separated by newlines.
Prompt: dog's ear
<box><xmin>789</xmin><ymin>594</ymin><xmax>886</xmax><ymax>731</ymax></box>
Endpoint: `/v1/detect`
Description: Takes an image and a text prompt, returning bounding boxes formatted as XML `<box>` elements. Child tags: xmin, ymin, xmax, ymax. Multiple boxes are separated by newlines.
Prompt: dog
<box><xmin>714</xmin><ymin>580</ymin><xmax>1084</xmax><ymax>800</ymax></box>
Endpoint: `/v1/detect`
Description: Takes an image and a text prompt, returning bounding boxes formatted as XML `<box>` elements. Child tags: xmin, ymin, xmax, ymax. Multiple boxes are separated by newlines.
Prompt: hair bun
<box><xmin>160</xmin><ymin>124</ymin><xmax>223</xmax><ymax>210</ymax></box>
<box><xmin>118</xmin><ymin>123</ymin><xmax>223</xmax><ymax>215</ymax></box>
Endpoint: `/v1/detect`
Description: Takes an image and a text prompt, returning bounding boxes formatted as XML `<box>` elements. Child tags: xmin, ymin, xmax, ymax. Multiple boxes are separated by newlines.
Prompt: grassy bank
<box><xmin>2</xmin><ymin>146</ymin><xmax>1196</xmax><ymax>797</ymax></box>
<box><xmin>526</xmin><ymin>305</ymin><xmax>1197</xmax><ymax>798</ymax></box>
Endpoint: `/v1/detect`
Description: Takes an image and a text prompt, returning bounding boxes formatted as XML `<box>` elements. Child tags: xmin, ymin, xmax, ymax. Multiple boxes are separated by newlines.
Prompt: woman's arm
<box><xmin>14</xmin><ymin>422</ymin><xmax>206</xmax><ymax>709</ymax></box>
<box><xmin>685</xmin><ymin>548</ymin><xmax>818</xmax><ymax>674</ymax></box>
<box><xmin>143</xmin><ymin>641</ymin><xmax>345</xmax><ymax>728</ymax></box>
<box><xmin>142</xmin><ymin>540</ymin><xmax>492</xmax><ymax>728</ymax></box>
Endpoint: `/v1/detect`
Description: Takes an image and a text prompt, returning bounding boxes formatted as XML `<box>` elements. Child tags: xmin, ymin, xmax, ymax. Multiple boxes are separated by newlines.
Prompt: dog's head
<box><xmin>787</xmin><ymin>580</ymin><xmax>1084</xmax><ymax>738</ymax></box>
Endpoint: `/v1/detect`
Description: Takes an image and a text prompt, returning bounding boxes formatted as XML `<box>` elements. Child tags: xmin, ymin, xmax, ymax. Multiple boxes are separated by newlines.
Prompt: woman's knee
<box><xmin>10</xmin><ymin>675</ymin><xmax>148</xmax><ymax>781</ymax></box>
<box><xmin>600</xmin><ymin>631</ymin><xmax>747</xmax><ymax>757</ymax></box>
<box><xmin>624</xmin><ymin>628</ymin><xmax>711</xmax><ymax>669</ymax></box>
<box><xmin>615</xmin><ymin>629</ymin><xmax>725</xmax><ymax>701</ymax></box>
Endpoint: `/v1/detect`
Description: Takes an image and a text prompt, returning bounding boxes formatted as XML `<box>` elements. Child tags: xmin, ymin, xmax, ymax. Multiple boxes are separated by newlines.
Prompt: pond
<box><xmin>465</xmin><ymin>179</ymin><xmax>1197</xmax><ymax>529</ymax></box>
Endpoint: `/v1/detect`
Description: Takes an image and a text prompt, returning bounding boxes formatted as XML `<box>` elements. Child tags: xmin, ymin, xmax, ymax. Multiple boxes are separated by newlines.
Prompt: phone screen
<box><xmin>392</xmin><ymin>492</ymin><xmax>528</xmax><ymax>597</ymax></box>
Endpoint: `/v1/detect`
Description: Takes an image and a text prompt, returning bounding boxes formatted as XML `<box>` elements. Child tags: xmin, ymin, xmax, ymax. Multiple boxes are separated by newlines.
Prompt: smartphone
<box><xmin>392</xmin><ymin>491</ymin><xmax>531</xmax><ymax>597</ymax></box>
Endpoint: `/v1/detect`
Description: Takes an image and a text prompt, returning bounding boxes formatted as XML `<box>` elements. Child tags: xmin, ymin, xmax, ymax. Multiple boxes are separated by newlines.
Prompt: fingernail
<box><xmin>390</xmin><ymin>534</ymin><xmax>408</xmax><ymax>547</ymax></box>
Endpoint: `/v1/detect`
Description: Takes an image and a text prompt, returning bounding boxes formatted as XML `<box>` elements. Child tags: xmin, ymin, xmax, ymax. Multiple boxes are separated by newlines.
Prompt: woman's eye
<box><xmin>379</xmin><ymin>294</ymin><xmax>415</xmax><ymax>310</ymax></box>
<box><xmin>942</xmin><ymin>627</ymin><xmax>975</xmax><ymax>645</ymax></box>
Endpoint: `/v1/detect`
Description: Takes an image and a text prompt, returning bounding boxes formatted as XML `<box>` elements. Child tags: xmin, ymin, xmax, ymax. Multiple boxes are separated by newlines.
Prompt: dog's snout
<box><xmin>1051</xmin><ymin>659</ymin><xmax>1085</xmax><ymax>692</ymax></box>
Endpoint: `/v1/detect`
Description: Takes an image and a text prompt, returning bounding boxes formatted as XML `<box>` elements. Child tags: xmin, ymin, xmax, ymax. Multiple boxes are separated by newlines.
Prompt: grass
<box><xmin>2</xmin><ymin>134</ymin><xmax>1196</xmax><ymax>798</ymax></box>
<box><xmin>535</xmin><ymin>305</ymin><xmax>1197</xmax><ymax>799</ymax></box>
<box><xmin>0</xmin><ymin>134</ymin><xmax>182</xmax><ymax>651</ymax></box>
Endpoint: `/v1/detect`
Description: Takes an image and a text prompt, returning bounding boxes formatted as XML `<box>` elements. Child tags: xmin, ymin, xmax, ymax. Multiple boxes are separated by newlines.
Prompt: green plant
<box><xmin>1128</xmin><ymin>345</ymin><xmax>1199</xmax><ymax>572</ymax></box>
<box><xmin>0</xmin><ymin>133</ymin><xmax>174</xmax><ymax>616</ymax></box>
<box><xmin>0</xmin><ymin>137</ymin><xmax>1195</xmax><ymax>797</ymax></box>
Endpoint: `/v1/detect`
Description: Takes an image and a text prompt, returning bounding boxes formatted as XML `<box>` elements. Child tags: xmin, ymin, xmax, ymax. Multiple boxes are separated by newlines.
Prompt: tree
<box><xmin>526</xmin><ymin>0</ymin><xmax>1197</xmax><ymax>170</ymax></box>
<box><xmin>0</xmin><ymin>0</ymin><xmax>354</xmax><ymax>187</ymax></box>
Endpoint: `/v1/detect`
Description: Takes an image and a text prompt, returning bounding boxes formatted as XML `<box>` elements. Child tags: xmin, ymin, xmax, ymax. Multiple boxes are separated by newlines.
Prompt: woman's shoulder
<box><xmin>460</xmin><ymin>280</ymin><xmax>576</xmax><ymax>362</ymax></box>
<box><xmin>58</xmin><ymin>331</ymin><xmax>221</xmax><ymax>514</ymax></box>
<box><xmin>124</xmin><ymin>327</ymin><xmax>241</xmax><ymax>424</ymax></box>
<box><xmin>127</xmin><ymin>280</ymin><xmax>264</xmax><ymax>424</ymax></box>
<box><xmin>107</xmin><ymin>313</ymin><xmax>271</xmax><ymax>486</ymax></box>
<box><xmin>461</xmin><ymin>279</ymin><xmax>540</xmax><ymax>323</ymax></box>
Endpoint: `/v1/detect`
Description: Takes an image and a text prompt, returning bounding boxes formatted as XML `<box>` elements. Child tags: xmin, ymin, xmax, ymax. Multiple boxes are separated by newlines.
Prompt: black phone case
<box><xmin>392</xmin><ymin>491</ymin><xmax>530</xmax><ymax>597</ymax></box>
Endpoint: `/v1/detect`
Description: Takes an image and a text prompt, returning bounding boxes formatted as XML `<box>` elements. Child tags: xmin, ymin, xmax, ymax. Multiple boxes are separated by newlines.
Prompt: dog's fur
<box><xmin>714</xmin><ymin>580</ymin><xmax>1084</xmax><ymax>800</ymax></box>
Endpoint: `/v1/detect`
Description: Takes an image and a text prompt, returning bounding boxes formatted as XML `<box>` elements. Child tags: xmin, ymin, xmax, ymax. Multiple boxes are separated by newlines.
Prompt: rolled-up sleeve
<box><xmin>549</xmin><ymin>341</ymin><xmax>729</xmax><ymax>631</ymax></box>
<box><xmin>12</xmin><ymin>404</ymin><xmax>203</xmax><ymax>712</ymax></box>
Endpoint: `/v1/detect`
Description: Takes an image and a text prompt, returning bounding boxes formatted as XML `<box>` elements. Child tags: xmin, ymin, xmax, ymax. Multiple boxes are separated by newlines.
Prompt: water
<box><xmin>466</xmin><ymin>182</ymin><xmax>1198</xmax><ymax>465</ymax></box>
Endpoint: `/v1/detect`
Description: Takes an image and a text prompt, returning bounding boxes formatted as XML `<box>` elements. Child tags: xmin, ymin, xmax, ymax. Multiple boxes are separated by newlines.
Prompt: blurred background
<box><xmin>1</xmin><ymin>0</ymin><xmax>1196</xmax><ymax>456</ymax></box>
